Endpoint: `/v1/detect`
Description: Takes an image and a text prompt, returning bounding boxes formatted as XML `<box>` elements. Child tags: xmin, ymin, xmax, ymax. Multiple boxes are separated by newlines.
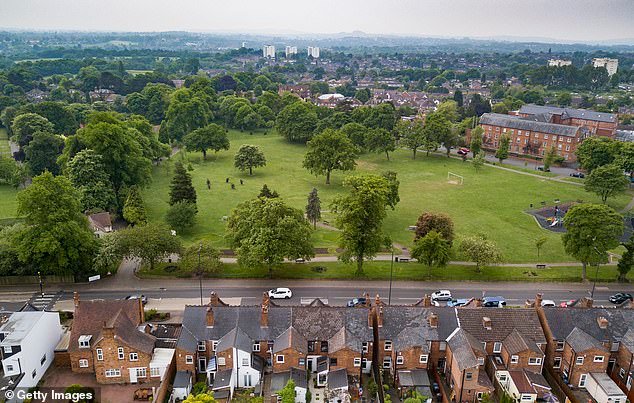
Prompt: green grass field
<box><xmin>143</xmin><ymin>130</ymin><xmax>632</xmax><ymax>263</ymax></box>
<box><xmin>0</xmin><ymin>128</ymin><xmax>11</xmax><ymax>156</ymax></box>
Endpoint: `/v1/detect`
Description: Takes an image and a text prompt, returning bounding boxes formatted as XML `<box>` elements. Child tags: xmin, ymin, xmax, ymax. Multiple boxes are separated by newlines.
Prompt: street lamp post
<box><xmin>198</xmin><ymin>243</ymin><xmax>203</xmax><ymax>305</ymax></box>
<box><xmin>590</xmin><ymin>243</ymin><xmax>603</xmax><ymax>300</ymax></box>
<box><xmin>37</xmin><ymin>271</ymin><xmax>43</xmax><ymax>298</ymax></box>
<box><xmin>388</xmin><ymin>248</ymin><xmax>394</xmax><ymax>306</ymax></box>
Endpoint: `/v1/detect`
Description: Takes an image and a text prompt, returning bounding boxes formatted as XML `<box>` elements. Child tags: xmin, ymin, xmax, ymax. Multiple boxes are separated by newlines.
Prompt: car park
<box><xmin>540</xmin><ymin>299</ymin><xmax>556</xmax><ymax>307</ymax></box>
<box><xmin>569</xmin><ymin>172</ymin><xmax>585</xmax><ymax>178</ymax></box>
<box><xmin>268</xmin><ymin>287</ymin><xmax>293</xmax><ymax>299</ymax></box>
<box><xmin>482</xmin><ymin>296</ymin><xmax>506</xmax><ymax>307</ymax></box>
<box><xmin>125</xmin><ymin>294</ymin><xmax>148</xmax><ymax>305</ymax></box>
<box><xmin>347</xmin><ymin>297</ymin><xmax>370</xmax><ymax>307</ymax></box>
<box><xmin>431</xmin><ymin>290</ymin><xmax>452</xmax><ymax>301</ymax></box>
<box><xmin>609</xmin><ymin>293</ymin><xmax>633</xmax><ymax>304</ymax></box>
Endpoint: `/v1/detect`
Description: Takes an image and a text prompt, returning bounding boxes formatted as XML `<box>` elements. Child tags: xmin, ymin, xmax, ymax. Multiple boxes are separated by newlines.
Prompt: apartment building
<box><xmin>592</xmin><ymin>58</ymin><xmax>619</xmax><ymax>76</ymax></box>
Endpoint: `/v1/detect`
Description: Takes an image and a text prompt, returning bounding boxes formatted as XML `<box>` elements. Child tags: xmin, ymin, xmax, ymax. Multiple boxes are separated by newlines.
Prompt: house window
<box><xmin>439</xmin><ymin>342</ymin><xmax>446</xmax><ymax>351</ymax></box>
<box><xmin>576</xmin><ymin>357</ymin><xmax>584</xmax><ymax>365</ymax></box>
<box><xmin>185</xmin><ymin>355</ymin><xmax>193</xmax><ymax>364</ymax></box>
<box><xmin>79</xmin><ymin>359</ymin><xmax>89</xmax><ymax>368</ymax></box>
<box><xmin>420</xmin><ymin>355</ymin><xmax>428</xmax><ymax>364</ymax></box>
<box><xmin>544</xmin><ymin>135</ymin><xmax>549</xmax><ymax>140</ymax></box>
<box><xmin>32</xmin><ymin>369</ymin><xmax>36</xmax><ymax>379</ymax></box>
<box><xmin>556</xmin><ymin>341</ymin><xmax>564</xmax><ymax>351</ymax></box>
<box><xmin>384</xmin><ymin>340</ymin><xmax>393</xmax><ymax>351</ymax></box>
<box><xmin>105</xmin><ymin>368</ymin><xmax>121</xmax><ymax>377</ymax></box>
<box><xmin>129</xmin><ymin>352</ymin><xmax>138</xmax><ymax>361</ymax></box>
<box><xmin>529</xmin><ymin>357</ymin><xmax>541</xmax><ymax>365</ymax></box>
<box><xmin>611</xmin><ymin>342</ymin><xmax>620</xmax><ymax>352</ymax></box>
<box><xmin>198</xmin><ymin>341</ymin><xmax>206</xmax><ymax>351</ymax></box>
<box><xmin>276</xmin><ymin>355</ymin><xmax>285</xmax><ymax>363</ymax></box>
<box><xmin>150</xmin><ymin>367</ymin><xmax>161</xmax><ymax>377</ymax></box>
<box><xmin>212</xmin><ymin>341</ymin><xmax>218</xmax><ymax>351</ymax></box>
<box><xmin>321</xmin><ymin>341</ymin><xmax>329</xmax><ymax>353</ymax></box>
<box><xmin>78</xmin><ymin>335</ymin><xmax>91</xmax><ymax>348</ymax></box>
<box><xmin>308</xmin><ymin>341</ymin><xmax>315</xmax><ymax>353</ymax></box>
<box><xmin>465</xmin><ymin>372</ymin><xmax>473</xmax><ymax>381</ymax></box>
<box><xmin>354</xmin><ymin>358</ymin><xmax>362</xmax><ymax>367</ymax></box>
<box><xmin>118</xmin><ymin>347</ymin><xmax>124</xmax><ymax>360</ymax></box>
<box><xmin>383</xmin><ymin>357</ymin><xmax>392</xmax><ymax>368</ymax></box>
<box><xmin>40</xmin><ymin>354</ymin><xmax>46</xmax><ymax>366</ymax></box>
<box><xmin>493</xmin><ymin>342</ymin><xmax>502</xmax><ymax>353</ymax></box>
<box><xmin>299</xmin><ymin>358</ymin><xmax>305</xmax><ymax>366</ymax></box>
<box><xmin>521</xmin><ymin>395</ymin><xmax>533</xmax><ymax>401</ymax></box>
<box><xmin>498</xmin><ymin>374</ymin><xmax>508</xmax><ymax>382</ymax></box>
<box><xmin>136</xmin><ymin>367</ymin><xmax>147</xmax><ymax>378</ymax></box>
<box><xmin>554</xmin><ymin>357</ymin><xmax>562</xmax><ymax>368</ymax></box>
<box><xmin>511</xmin><ymin>355</ymin><xmax>519</xmax><ymax>364</ymax></box>
<box><xmin>579</xmin><ymin>374</ymin><xmax>587</xmax><ymax>387</ymax></box>
<box><xmin>242</xmin><ymin>357</ymin><xmax>249</xmax><ymax>366</ymax></box>
<box><xmin>396</xmin><ymin>356</ymin><xmax>404</xmax><ymax>365</ymax></box>
<box><xmin>477</xmin><ymin>392</ymin><xmax>484</xmax><ymax>400</ymax></box>
<box><xmin>5</xmin><ymin>364</ymin><xmax>13</xmax><ymax>372</ymax></box>
<box><xmin>565</xmin><ymin>145</ymin><xmax>570</xmax><ymax>151</ymax></box>
<box><xmin>330</xmin><ymin>358</ymin><xmax>338</xmax><ymax>366</ymax></box>
<box><xmin>593</xmin><ymin>356</ymin><xmax>604</xmax><ymax>363</ymax></box>
<box><xmin>3</xmin><ymin>346</ymin><xmax>12</xmax><ymax>353</ymax></box>
<box><xmin>253</xmin><ymin>343</ymin><xmax>260</xmax><ymax>352</ymax></box>
<box><xmin>619</xmin><ymin>368</ymin><xmax>626</xmax><ymax>378</ymax></box>
<box><xmin>96</xmin><ymin>349</ymin><xmax>103</xmax><ymax>361</ymax></box>
<box><xmin>217</xmin><ymin>357</ymin><xmax>226</xmax><ymax>366</ymax></box>
<box><xmin>362</xmin><ymin>342</ymin><xmax>369</xmax><ymax>353</ymax></box>
<box><xmin>478</xmin><ymin>357</ymin><xmax>485</xmax><ymax>366</ymax></box>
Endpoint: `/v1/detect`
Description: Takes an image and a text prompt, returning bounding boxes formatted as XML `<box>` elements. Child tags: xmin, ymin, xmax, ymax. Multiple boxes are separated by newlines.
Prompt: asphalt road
<box><xmin>1</xmin><ymin>277</ymin><xmax>633</xmax><ymax>311</ymax></box>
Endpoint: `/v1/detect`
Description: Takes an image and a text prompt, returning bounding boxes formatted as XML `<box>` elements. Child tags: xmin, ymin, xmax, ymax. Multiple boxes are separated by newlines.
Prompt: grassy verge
<box><xmin>137</xmin><ymin>260</ymin><xmax>631</xmax><ymax>283</ymax></box>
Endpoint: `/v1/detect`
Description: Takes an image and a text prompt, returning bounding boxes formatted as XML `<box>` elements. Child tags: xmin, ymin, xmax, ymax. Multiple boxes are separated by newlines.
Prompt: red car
<box><xmin>457</xmin><ymin>147</ymin><xmax>470</xmax><ymax>156</ymax></box>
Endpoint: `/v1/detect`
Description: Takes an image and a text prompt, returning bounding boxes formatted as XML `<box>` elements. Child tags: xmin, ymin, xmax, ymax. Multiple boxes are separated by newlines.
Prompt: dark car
<box><xmin>609</xmin><ymin>293</ymin><xmax>633</xmax><ymax>304</ymax></box>
<box><xmin>347</xmin><ymin>297</ymin><xmax>370</xmax><ymax>307</ymax></box>
<box><xmin>482</xmin><ymin>296</ymin><xmax>506</xmax><ymax>307</ymax></box>
<box><xmin>457</xmin><ymin>147</ymin><xmax>470</xmax><ymax>156</ymax></box>
<box><xmin>126</xmin><ymin>294</ymin><xmax>148</xmax><ymax>305</ymax></box>
<box><xmin>537</xmin><ymin>166</ymin><xmax>551</xmax><ymax>172</ymax></box>
<box><xmin>570</xmin><ymin>172</ymin><xmax>585</xmax><ymax>178</ymax></box>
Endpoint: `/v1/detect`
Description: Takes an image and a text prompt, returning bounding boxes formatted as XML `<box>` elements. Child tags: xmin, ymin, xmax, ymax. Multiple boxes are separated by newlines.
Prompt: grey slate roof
<box><xmin>173</xmin><ymin>371</ymin><xmax>191</xmax><ymax>389</ymax></box>
<box><xmin>621</xmin><ymin>328</ymin><xmax>634</xmax><ymax>352</ymax></box>
<box><xmin>380</xmin><ymin>306</ymin><xmax>458</xmax><ymax>346</ymax></box>
<box><xmin>398</xmin><ymin>369</ymin><xmax>430</xmax><ymax>387</ymax></box>
<box><xmin>503</xmin><ymin>329</ymin><xmax>543</xmax><ymax>355</ymax></box>
<box><xmin>216</xmin><ymin>327</ymin><xmax>253</xmax><ymax>353</ymax></box>
<box><xmin>542</xmin><ymin>308</ymin><xmax>634</xmax><ymax>343</ymax></box>
<box><xmin>480</xmin><ymin>113</ymin><xmax>580</xmax><ymax>137</ymax></box>
<box><xmin>519</xmin><ymin>104</ymin><xmax>617</xmax><ymax>123</ymax></box>
<box><xmin>456</xmin><ymin>308</ymin><xmax>546</xmax><ymax>344</ymax></box>
<box><xmin>566</xmin><ymin>327</ymin><xmax>607</xmax><ymax>352</ymax></box>
<box><xmin>212</xmin><ymin>369</ymin><xmax>233</xmax><ymax>390</ymax></box>
<box><xmin>327</xmin><ymin>368</ymin><xmax>349</xmax><ymax>390</ymax></box>
<box><xmin>271</xmin><ymin>367</ymin><xmax>308</xmax><ymax>392</ymax></box>
<box><xmin>273</xmin><ymin>326</ymin><xmax>307</xmax><ymax>354</ymax></box>
<box><xmin>448</xmin><ymin>329</ymin><xmax>482</xmax><ymax>371</ymax></box>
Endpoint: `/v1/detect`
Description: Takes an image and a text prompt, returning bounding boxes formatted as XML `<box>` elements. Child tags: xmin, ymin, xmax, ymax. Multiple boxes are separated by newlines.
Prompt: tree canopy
<box><xmin>234</xmin><ymin>144</ymin><xmax>266</xmax><ymax>175</ymax></box>
<box><xmin>183</xmin><ymin>123</ymin><xmax>230</xmax><ymax>159</ymax></box>
<box><xmin>584</xmin><ymin>164</ymin><xmax>630</xmax><ymax>203</ymax></box>
<box><xmin>303</xmin><ymin>128</ymin><xmax>357</xmax><ymax>184</ymax></box>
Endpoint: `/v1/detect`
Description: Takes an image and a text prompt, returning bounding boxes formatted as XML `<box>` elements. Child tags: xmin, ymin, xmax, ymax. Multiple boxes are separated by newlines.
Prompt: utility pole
<box><xmin>198</xmin><ymin>243</ymin><xmax>203</xmax><ymax>305</ymax></box>
<box><xmin>38</xmin><ymin>271</ymin><xmax>43</xmax><ymax>298</ymax></box>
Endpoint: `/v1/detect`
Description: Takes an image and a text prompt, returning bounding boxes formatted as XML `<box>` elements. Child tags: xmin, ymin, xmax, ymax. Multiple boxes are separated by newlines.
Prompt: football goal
<box><xmin>447</xmin><ymin>172</ymin><xmax>464</xmax><ymax>185</ymax></box>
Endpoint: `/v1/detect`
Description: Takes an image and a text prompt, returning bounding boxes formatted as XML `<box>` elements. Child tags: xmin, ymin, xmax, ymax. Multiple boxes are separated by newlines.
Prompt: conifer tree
<box><xmin>123</xmin><ymin>186</ymin><xmax>147</xmax><ymax>226</ymax></box>
<box><xmin>306</xmin><ymin>188</ymin><xmax>321</xmax><ymax>229</ymax></box>
<box><xmin>169</xmin><ymin>162</ymin><xmax>197</xmax><ymax>206</ymax></box>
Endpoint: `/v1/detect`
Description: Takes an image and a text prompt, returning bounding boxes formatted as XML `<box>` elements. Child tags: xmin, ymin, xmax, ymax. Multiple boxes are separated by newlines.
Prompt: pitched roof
<box><xmin>509</xmin><ymin>370</ymin><xmax>536</xmax><ymax>395</ymax></box>
<box><xmin>621</xmin><ymin>328</ymin><xmax>634</xmax><ymax>352</ymax></box>
<box><xmin>448</xmin><ymin>329</ymin><xmax>482</xmax><ymax>371</ymax></box>
<box><xmin>327</xmin><ymin>368</ymin><xmax>349</xmax><ymax>390</ymax></box>
<box><xmin>96</xmin><ymin>309</ymin><xmax>155</xmax><ymax>354</ymax></box>
<box><xmin>456</xmin><ymin>308</ymin><xmax>546</xmax><ymax>344</ymax></box>
<box><xmin>542</xmin><ymin>307</ymin><xmax>634</xmax><ymax>343</ymax></box>
<box><xmin>69</xmin><ymin>299</ymin><xmax>144</xmax><ymax>353</ymax></box>
<box><xmin>328</xmin><ymin>326</ymin><xmax>362</xmax><ymax>353</ymax></box>
<box><xmin>503</xmin><ymin>329</ymin><xmax>543</xmax><ymax>355</ymax></box>
<box><xmin>381</xmin><ymin>306</ymin><xmax>458</xmax><ymax>344</ymax></box>
<box><xmin>519</xmin><ymin>104</ymin><xmax>617</xmax><ymax>123</ymax></box>
<box><xmin>398</xmin><ymin>369</ymin><xmax>430</xmax><ymax>387</ymax></box>
<box><xmin>273</xmin><ymin>326</ymin><xmax>308</xmax><ymax>354</ymax></box>
<box><xmin>480</xmin><ymin>113</ymin><xmax>581</xmax><ymax>137</ymax></box>
<box><xmin>173</xmin><ymin>371</ymin><xmax>191</xmax><ymax>389</ymax></box>
<box><xmin>88</xmin><ymin>212</ymin><xmax>112</xmax><ymax>231</ymax></box>
<box><xmin>216</xmin><ymin>327</ymin><xmax>253</xmax><ymax>353</ymax></box>
<box><xmin>271</xmin><ymin>367</ymin><xmax>308</xmax><ymax>392</ymax></box>
<box><xmin>566</xmin><ymin>327</ymin><xmax>607</xmax><ymax>352</ymax></box>
<box><xmin>0</xmin><ymin>312</ymin><xmax>52</xmax><ymax>345</ymax></box>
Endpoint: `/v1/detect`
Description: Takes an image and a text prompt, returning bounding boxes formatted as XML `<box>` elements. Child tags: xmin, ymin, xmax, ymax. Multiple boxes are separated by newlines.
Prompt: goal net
<box><xmin>447</xmin><ymin>172</ymin><xmax>464</xmax><ymax>185</ymax></box>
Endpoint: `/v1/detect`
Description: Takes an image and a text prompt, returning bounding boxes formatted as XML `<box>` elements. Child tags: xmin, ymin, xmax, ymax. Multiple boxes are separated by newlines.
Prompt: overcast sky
<box><xmin>1</xmin><ymin>0</ymin><xmax>633</xmax><ymax>43</ymax></box>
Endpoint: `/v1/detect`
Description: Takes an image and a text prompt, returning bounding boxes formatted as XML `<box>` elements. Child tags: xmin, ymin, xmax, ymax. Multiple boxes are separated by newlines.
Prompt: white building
<box><xmin>0</xmin><ymin>311</ymin><xmax>62</xmax><ymax>389</ymax></box>
<box><xmin>307</xmin><ymin>46</ymin><xmax>320</xmax><ymax>58</ymax></box>
<box><xmin>584</xmin><ymin>372</ymin><xmax>626</xmax><ymax>403</ymax></box>
<box><xmin>285</xmin><ymin>46</ymin><xmax>298</xmax><ymax>58</ymax></box>
<box><xmin>548</xmin><ymin>59</ymin><xmax>572</xmax><ymax>67</ymax></box>
<box><xmin>592</xmin><ymin>58</ymin><xmax>619</xmax><ymax>76</ymax></box>
<box><xmin>206</xmin><ymin>328</ymin><xmax>263</xmax><ymax>391</ymax></box>
<box><xmin>262</xmin><ymin>45</ymin><xmax>276</xmax><ymax>59</ymax></box>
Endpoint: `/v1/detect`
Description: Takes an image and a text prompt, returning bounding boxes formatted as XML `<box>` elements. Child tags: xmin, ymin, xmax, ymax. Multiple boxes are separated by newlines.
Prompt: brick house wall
<box><xmin>500</xmin><ymin>347</ymin><xmax>544</xmax><ymax>373</ymax></box>
<box><xmin>610</xmin><ymin>344</ymin><xmax>634</xmax><ymax>401</ymax></box>
<box><xmin>272</xmin><ymin>347</ymin><xmax>305</xmax><ymax>373</ymax></box>
<box><xmin>175</xmin><ymin>347</ymin><xmax>196</xmax><ymax>374</ymax></box>
<box><xmin>329</xmin><ymin>347</ymin><xmax>362</xmax><ymax>373</ymax></box>
<box><xmin>445</xmin><ymin>345</ymin><xmax>490</xmax><ymax>403</ymax></box>
<box><xmin>561</xmin><ymin>343</ymin><xmax>609</xmax><ymax>387</ymax></box>
<box><xmin>394</xmin><ymin>346</ymin><xmax>429</xmax><ymax>372</ymax></box>
<box><xmin>215</xmin><ymin>349</ymin><xmax>234</xmax><ymax>371</ymax></box>
<box><xmin>69</xmin><ymin>350</ymin><xmax>94</xmax><ymax>374</ymax></box>
<box><xmin>93</xmin><ymin>336</ymin><xmax>152</xmax><ymax>384</ymax></box>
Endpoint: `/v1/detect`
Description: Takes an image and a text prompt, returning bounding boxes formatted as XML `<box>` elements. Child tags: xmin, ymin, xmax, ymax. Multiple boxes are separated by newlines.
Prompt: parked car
<box><xmin>268</xmin><ymin>287</ymin><xmax>293</xmax><ymax>299</ymax></box>
<box><xmin>560</xmin><ymin>299</ymin><xmax>578</xmax><ymax>308</ymax></box>
<box><xmin>347</xmin><ymin>297</ymin><xmax>370</xmax><ymax>307</ymax></box>
<box><xmin>541</xmin><ymin>299</ymin><xmax>557</xmax><ymax>307</ymax></box>
<box><xmin>482</xmin><ymin>296</ymin><xmax>506</xmax><ymax>307</ymax></box>
<box><xmin>457</xmin><ymin>147</ymin><xmax>470</xmax><ymax>156</ymax></box>
<box><xmin>125</xmin><ymin>294</ymin><xmax>148</xmax><ymax>305</ymax></box>
<box><xmin>537</xmin><ymin>166</ymin><xmax>551</xmax><ymax>172</ymax></box>
<box><xmin>447</xmin><ymin>298</ymin><xmax>473</xmax><ymax>307</ymax></box>
<box><xmin>431</xmin><ymin>290</ymin><xmax>452</xmax><ymax>301</ymax></box>
<box><xmin>570</xmin><ymin>172</ymin><xmax>585</xmax><ymax>178</ymax></box>
<box><xmin>609</xmin><ymin>293</ymin><xmax>633</xmax><ymax>304</ymax></box>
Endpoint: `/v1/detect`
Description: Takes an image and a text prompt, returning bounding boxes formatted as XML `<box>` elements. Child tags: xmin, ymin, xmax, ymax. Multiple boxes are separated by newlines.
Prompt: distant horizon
<box><xmin>2</xmin><ymin>0</ymin><xmax>633</xmax><ymax>45</ymax></box>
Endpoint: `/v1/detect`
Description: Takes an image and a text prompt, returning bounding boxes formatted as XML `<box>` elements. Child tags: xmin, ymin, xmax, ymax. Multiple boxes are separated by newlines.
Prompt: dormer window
<box><xmin>78</xmin><ymin>335</ymin><xmax>92</xmax><ymax>348</ymax></box>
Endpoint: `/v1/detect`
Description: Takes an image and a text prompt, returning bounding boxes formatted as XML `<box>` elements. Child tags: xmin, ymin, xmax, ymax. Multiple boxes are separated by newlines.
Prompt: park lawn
<box><xmin>137</xmin><ymin>260</ymin><xmax>632</xmax><ymax>283</ymax></box>
<box><xmin>0</xmin><ymin>128</ymin><xmax>10</xmax><ymax>155</ymax></box>
<box><xmin>143</xmin><ymin>130</ymin><xmax>632</xmax><ymax>263</ymax></box>
<box><xmin>0</xmin><ymin>185</ymin><xmax>18</xmax><ymax>219</ymax></box>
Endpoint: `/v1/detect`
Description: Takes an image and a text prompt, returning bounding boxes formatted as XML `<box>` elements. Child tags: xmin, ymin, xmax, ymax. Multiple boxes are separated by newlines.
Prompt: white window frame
<box><xmin>242</xmin><ymin>357</ymin><xmax>249</xmax><ymax>366</ymax></box>
<box><xmin>556</xmin><ymin>341</ymin><xmax>564</xmax><ymax>351</ymax></box>
<box><xmin>384</xmin><ymin>340</ymin><xmax>393</xmax><ymax>351</ymax></box>
<box><xmin>217</xmin><ymin>356</ymin><xmax>226</xmax><ymax>366</ymax></box>
<box><xmin>253</xmin><ymin>343</ymin><xmax>260</xmax><ymax>352</ymax></box>
<box><xmin>185</xmin><ymin>355</ymin><xmax>193</xmax><ymax>364</ymax></box>
<box><xmin>136</xmin><ymin>367</ymin><xmax>147</xmax><ymax>378</ymax></box>
<box><xmin>96</xmin><ymin>348</ymin><xmax>103</xmax><ymax>361</ymax></box>
<box><xmin>129</xmin><ymin>352</ymin><xmax>139</xmax><ymax>362</ymax></box>
<box><xmin>611</xmin><ymin>342</ymin><xmax>620</xmax><ymax>352</ymax></box>
<box><xmin>382</xmin><ymin>357</ymin><xmax>392</xmax><ymax>369</ymax></box>
<box><xmin>511</xmin><ymin>355</ymin><xmax>519</xmax><ymax>364</ymax></box>
<box><xmin>528</xmin><ymin>357</ymin><xmax>541</xmax><ymax>365</ymax></box>
<box><xmin>420</xmin><ymin>355</ymin><xmax>428</xmax><ymax>364</ymax></box>
<box><xmin>493</xmin><ymin>342</ymin><xmax>502</xmax><ymax>353</ymax></box>
<box><xmin>553</xmin><ymin>357</ymin><xmax>562</xmax><ymax>368</ymax></box>
<box><xmin>118</xmin><ymin>347</ymin><xmax>124</xmax><ymax>360</ymax></box>
<box><xmin>362</xmin><ymin>342</ymin><xmax>369</xmax><ymax>353</ymax></box>
<box><xmin>478</xmin><ymin>357</ymin><xmax>485</xmax><ymax>366</ymax></box>
<box><xmin>79</xmin><ymin>359</ymin><xmax>89</xmax><ymax>368</ymax></box>
<box><xmin>593</xmin><ymin>356</ymin><xmax>604</xmax><ymax>363</ymax></box>
<box><xmin>105</xmin><ymin>368</ymin><xmax>121</xmax><ymax>378</ymax></box>
<box><xmin>3</xmin><ymin>346</ymin><xmax>12</xmax><ymax>353</ymax></box>
<box><xmin>465</xmin><ymin>372</ymin><xmax>473</xmax><ymax>381</ymax></box>
<box><xmin>150</xmin><ymin>367</ymin><xmax>161</xmax><ymax>377</ymax></box>
<box><xmin>212</xmin><ymin>341</ymin><xmax>218</xmax><ymax>351</ymax></box>
<box><xmin>396</xmin><ymin>356</ymin><xmax>404</xmax><ymax>365</ymax></box>
<box><xmin>198</xmin><ymin>341</ymin><xmax>206</xmax><ymax>352</ymax></box>
<box><xmin>276</xmin><ymin>354</ymin><xmax>285</xmax><ymax>363</ymax></box>
<box><xmin>619</xmin><ymin>368</ymin><xmax>625</xmax><ymax>378</ymax></box>
<box><xmin>576</xmin><ymin>357</ymin><xmax>584</xmax><ymax>365</ymax></box>
<box><xmin>579</xmin><ymin>373</ymin><xmax>587</xmax><ymax>388</ymax></box>
<box><xmin>5</xmin><ymin>364</ymin><xmax>13</xmax><ymax>372</ymax></box>
<box><xmin>354</xmin><ymin>357</ymin><xmax>362</xmax><ymax>367</ymax></box>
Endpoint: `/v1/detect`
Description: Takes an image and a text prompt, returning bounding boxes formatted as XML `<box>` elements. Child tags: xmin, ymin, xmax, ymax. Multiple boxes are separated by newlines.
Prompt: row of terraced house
<box><xmin>2</xmin><ymin>292</ymin><xmax>634</xmax><ymax>403</ymax></box>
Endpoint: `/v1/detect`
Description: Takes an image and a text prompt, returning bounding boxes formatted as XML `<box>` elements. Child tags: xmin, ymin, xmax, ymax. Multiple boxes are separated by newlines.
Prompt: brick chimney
<box><xmin>579</xmin><ymin>297</ymin><xmax>594</xmax><ymax>308</ymax></box>
<box><xmin>428</xmin><ymin>313</ymin><xmax>438</xmax><ymax>328</ymax></box>
<box><xmin>73</xmin><ymin>292</ymin><xmax>80</xmax><ymax>308</ymax></box>
<box><xmin>364</xmin><ymin>292</ymin><xmax>371</xmax><ymax>307</ymax></box>
<box><xmin>138</xmin><ymin>297</ymin><xmax>145</xmax><ymax>324</ymax></box>
<box><xmin>206</xmin><ymin>307</ymin><xmax>214</xmax><ymax>327</ymax></box>
<box><xmin>377</xmin><ymin>304</ymin><xmax>384</xmax><ymax>327</ymax></box>
<box><xmin>535</xmin><ymin>293</ymin><xmax>543</xmax><ymax>307</ymax></box>
<box><xmin>368</xmin><ymin>306</ymin><xmax>375</xmax><ymax>327</ymax></box>
<box><xmin>473</xmin><ymin>298</ymin><xmax>483</xmax><ymax>307</ymax></box>
<box><xmin>374</xmin><ymin>294</ymin><xmax>382</xmax><ymax>307</ymax></box>
<box><xmin>423</xmin><ymin>295</ymin><xmax>432</xmax><ymax>307</ymax></box>
<box><xmin>597</xmin><ymin>316</ymin><xmax>608</xmax><ymax>329</ymax></box>
<box><xmin>210</xmin><ymin>292</ymin><xmax>221</xmax><ymax>306</ymax></box>
<box><xmin>102</xmin><ymin>321</ymin><xmax>114</xmax><ymax>339</ymax></box>
<box><xmin>261</xmin><ymin>292</ymin><xmax>270</xmax><ymax>327</ymax></box>
<box><xmin>483</xmin><ymin>317</ymin><xmax>492</xmax><ymax>330</ymax></box>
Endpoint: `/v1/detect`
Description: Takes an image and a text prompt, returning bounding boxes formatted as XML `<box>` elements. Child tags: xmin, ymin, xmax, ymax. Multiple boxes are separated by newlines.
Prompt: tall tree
<box><xmin>11</xmin><ymin>113</ymin><xmax>54</xmax><ymax>148</ymax></box>
<box><xmin>276</xmin><ymin>102</ymin><xmax>318</xmax><ymax>143</ymax></box>
<box><xmin>495</xmin><ymin>134</ymin><xmax>510</xmax><ymax>164</ymax></box>
<box><xmin>226</xmin><ymin>197</ymin><xmax>314</xmax><ymax>277</ymax></box>
<box><xmin>576</xmin><ymin>136</ymin><xmax>621</xmax><ymax>172</ymax></box>
<box><xmin>169</xmin><ymin>162</ymin><xmax>197</xmax><ymax>206</ymax></box>
<box><xmin>122</xmin><ymin>186</ymin><xmax>147</xmax><ymax>226</ymax></box>
<box><xmin>411</xmin><ymin>230</ymin><xmax>451</xmax><ymax>278</ymax></box>
<box><xmin>472</xmin><ymin>152</ymin><xmax>485</xmax><ymax>172</ymax></box>
<box><xmin>459</xmin><ymin>234</ymin><xmax>502</xmax><ymax>273</ymax></box>
<box><xmin>259</xmin><ymin>184</ymin><xmax>279</xmax><ymax>198</ymax></box>
<box><xmin>12</xmin><ymin>172</ymin><xmax>97</xmax><ymax>276</ymax></box>
<box><xmin>159</xmin><ymin>88</ymin><xmax>211</xmax><ymax>142</ymax></box>
<box><xmin>234</xmin><ymin>144</ymin><xmax>266</xmax><ymax>175</ymax></box>
<box><xmin>306</xmin><ymin>188</ymin><xmax>321</xmax><ymax>229</ymax></box>
<box><xmin>617</xmin><ymin>237</ymin><xmax>633</xmax><ymax>282</ymax></box>
<box><xmin>117</xmin><ymin>223</ymin><xmax>181</xmax><ymax>270</ymax></box>
<box><xmin>340</xmin><ymin>122</ymin><xmax>368</xmax><ymax>150</ymax></box>
<box><xmin>165</xmin><ymin>201</ymin><xmax>198</xmax><ymax>233</ymax></box>
<box><xmin>562</xmin><ymin>203</ymin><xmax>624</xmax><ymax>281</ymax></box>
<box><xmin>279</xmin><ymin>380</ymin><xmax>296</xmax><ymax>403</ymax></box>
<box><xmin>331</xmin><ymin>174</ymin><xmax>392</xmax><ymax>275</ymax></box>
<box><xmin>543</xmin><ymin>145</ymin><xmax>557</xmax><ymax>171</ymax></box>
<box><xmin>396</xmin><ymin>119</ymin><xmax>425</xmax><ymax>159</ymax></box>
<box><xmin>180</xmin><ymin>241</ymin><xmax>222</xmax><ymax>275</ymax></box>
<box><xmin>183</xmin><ymin>123</ymin><xmax>230</xmax><ymax>159</ymax></box>
<box><xmin>24</xmin><ymin>131</ymin><xmax>64</xmax><ymax>175</ymax></box>
<box><xmin>584</xmin><ymin>164</ymin><xmax>630</xmax><ymax>204</ymax></box>
<box><xmin>469</xmin><ymin>126</ymin><xmax>484</xmax><ymax>157</ymax></box>
<box><xmin>303</xmin><ymin>129</ymin><xmax>357</xmax><ymax>184</ymax></box>
<box><xmin>381</xmin><ymin>171</ymin><xmax>400</xmax><ymax>209</ymax></box>
<box><xmin>366</xmin><ymin>128</ymin><xmax>396</xmax><ymax>160</ymax></box>
<box><xmin>66</xmin><ymin>150</ymin><xmax>117</xmax><ymax>212</ymax></box>
<box><xmin>422</xmin><ymin>112</ymin><xmax>451</xmax><ymax>156</ymax></box>
<box><xmin>414</xmin><ymin>212</ymin><xmax>455</xmax><ymax>246</ymax></box>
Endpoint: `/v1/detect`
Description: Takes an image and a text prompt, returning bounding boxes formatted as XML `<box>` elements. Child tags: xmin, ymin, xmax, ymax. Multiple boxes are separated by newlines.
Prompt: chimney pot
<box><xmin>483</xmin><ymin>317</ymin><xmax>492</xmax><ymax>330</ymax></box>
<box><xmin>428</xmin><ymin>313</ymin><xmax>438</xmax><ymax>328</ymax></box>
<box><xmin>261</xmin><ymin>292</ymin><xmax>269</xmax><ymax>327</ymax></box>
<box><xmin>423</xmin><ymin>295</ymin><xmax>432</xmax><ymax>308</ymax></box>
<box><xmin>206</xmin><ymin>307</ymin><xmax>214</xmax><ymax>327</ymax></box>
<box><xmin>73</xmin><ymin>292</ymin><xmax>80</xmax><ymax>308</ymax></box>
<box><xmin>597</xmin><ymin>316</ymin><xmax>608</xmax><ymax>329</ymax></box>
